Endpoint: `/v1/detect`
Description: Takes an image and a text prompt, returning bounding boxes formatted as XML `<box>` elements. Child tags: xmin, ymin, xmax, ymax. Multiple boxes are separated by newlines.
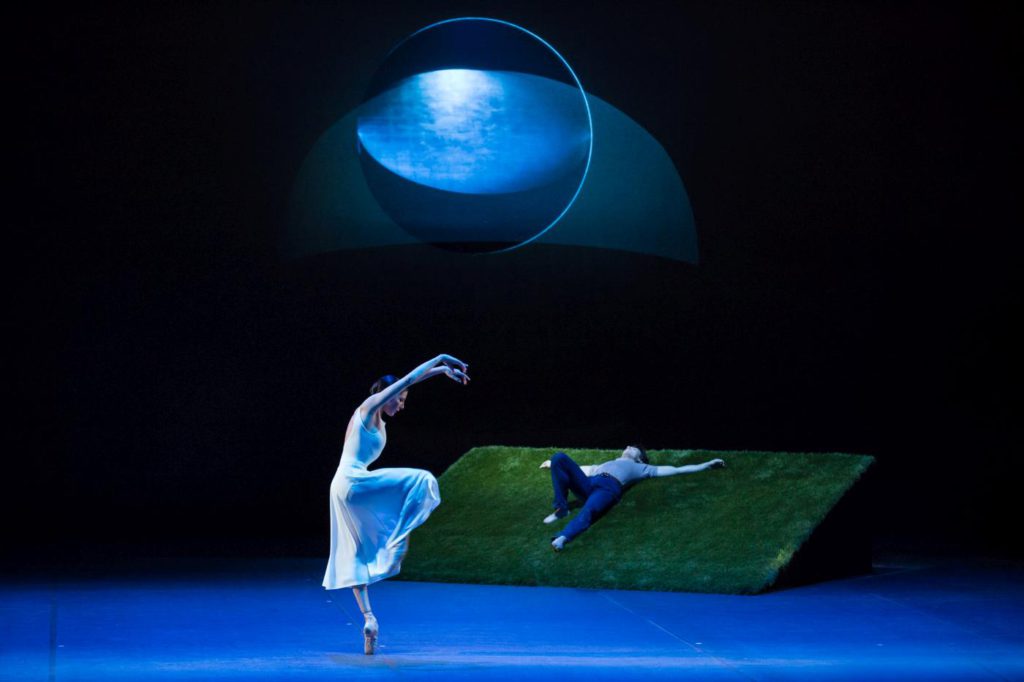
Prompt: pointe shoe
<box><xmin>362</xmin><ymin>614</ymin><xmax>378</xmax><ymax>655</ymax></box>
<box><xmin>543</xmin><ymin>508</ymin><xmax>568</xmax><ymax>524</ymax></box>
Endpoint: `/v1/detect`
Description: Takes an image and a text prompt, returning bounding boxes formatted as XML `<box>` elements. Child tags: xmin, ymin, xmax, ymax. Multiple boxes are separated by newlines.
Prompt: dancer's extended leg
<box><xmin>352</xmin><ymin>585</ymin><xmax>377</xmax><ymax>655</ymax></box>
<box><xmin>560</xmin><ymin>481</ymin><xmax>620</xmax><ymax>542</ymax></box>
<box><xmin>549</xmin><ymin>452</ymin><xmax>593</xmax><ymax>515</ymax></box>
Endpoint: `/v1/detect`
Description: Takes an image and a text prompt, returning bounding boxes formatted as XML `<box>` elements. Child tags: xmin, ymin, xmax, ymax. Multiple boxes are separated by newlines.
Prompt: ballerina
<box><xmin>323</xmin><ymin>354</ymin><xmax>470</xmax><ymax>654</ymax></box>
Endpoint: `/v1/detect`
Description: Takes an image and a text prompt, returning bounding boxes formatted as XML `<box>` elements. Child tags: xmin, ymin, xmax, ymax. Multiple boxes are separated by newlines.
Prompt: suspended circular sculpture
<box><xmin>356</xmin><ymin>18</ymin><xmax>593</xmax><ymax>253</ymax></box>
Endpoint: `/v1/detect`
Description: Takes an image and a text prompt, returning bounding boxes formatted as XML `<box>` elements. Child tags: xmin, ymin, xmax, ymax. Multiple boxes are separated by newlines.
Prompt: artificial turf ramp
<box><xmin>396</xmin><ymin>447</ymin><xmax>874</xmax><ymax>594</ymax></box>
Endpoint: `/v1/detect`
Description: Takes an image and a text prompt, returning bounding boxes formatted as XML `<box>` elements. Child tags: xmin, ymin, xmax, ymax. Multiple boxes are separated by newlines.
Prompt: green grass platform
<box><xmin>396</xmin><ymin>447</ymin><xmax>874</xmax><ymax>594</ymax></box>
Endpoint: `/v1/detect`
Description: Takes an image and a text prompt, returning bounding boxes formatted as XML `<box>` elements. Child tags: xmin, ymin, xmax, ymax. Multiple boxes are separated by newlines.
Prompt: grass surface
<box><xmin>396</xmin><ymin>447</ymin><xmax>874</xmax><ymax>594</ymax></box>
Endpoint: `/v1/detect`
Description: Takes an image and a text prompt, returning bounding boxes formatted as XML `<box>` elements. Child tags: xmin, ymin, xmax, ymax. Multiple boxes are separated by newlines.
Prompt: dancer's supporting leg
<box><xmin>352</xmin><ymin>585</ymin><xmax>377</xmax><ymax>655</ymax></box>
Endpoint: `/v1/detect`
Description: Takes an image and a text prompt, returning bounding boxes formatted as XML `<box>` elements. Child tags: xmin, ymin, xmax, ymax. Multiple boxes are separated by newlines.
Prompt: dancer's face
<box><xmin>383</xmin><ymin>390</ymin><xmax>408</xmax><ymax>417</ymax></box>
<box><xmin>622</xmin><ymin>446</ymin><xmax>643</xmax><ymax>463</ymax></box>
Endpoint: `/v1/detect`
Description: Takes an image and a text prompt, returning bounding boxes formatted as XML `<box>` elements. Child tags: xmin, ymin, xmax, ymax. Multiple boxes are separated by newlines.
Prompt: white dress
<box><xmin>322</xmin><ymin>409</ymin><xmax>441</xmax><ymax>589</ymax></box>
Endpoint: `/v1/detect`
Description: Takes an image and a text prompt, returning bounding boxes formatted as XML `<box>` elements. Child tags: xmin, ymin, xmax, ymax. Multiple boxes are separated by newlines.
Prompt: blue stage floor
<box><xmin>2</xmin><ymin>557</ymin><xmax>1022</xmax><ymax>681</ymax></box>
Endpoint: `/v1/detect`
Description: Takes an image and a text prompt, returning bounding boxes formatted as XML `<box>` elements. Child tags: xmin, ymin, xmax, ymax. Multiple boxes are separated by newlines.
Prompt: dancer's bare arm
<box><xmin>361</xmin><ymin>354</ymin><xmax>469</xmax><ymax>420</ymax></box>
<box><xmin>651</xmin><ymin>459</ymin><xmax>725</xmax><ymax>477</ymax></box>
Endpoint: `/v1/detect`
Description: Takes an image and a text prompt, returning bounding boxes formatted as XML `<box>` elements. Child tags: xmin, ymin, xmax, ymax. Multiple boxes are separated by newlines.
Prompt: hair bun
<box><xmin>370</xmin><ymin>374</ymin><xmax>399</xmax><ymax>395</ymax></box>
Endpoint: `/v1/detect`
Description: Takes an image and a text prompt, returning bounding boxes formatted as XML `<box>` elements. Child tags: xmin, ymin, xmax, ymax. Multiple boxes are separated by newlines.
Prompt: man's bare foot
<box><xmin>543</xmin><ymin>508</ymin><xmax>568</xmax><ymax>524</ymax></box>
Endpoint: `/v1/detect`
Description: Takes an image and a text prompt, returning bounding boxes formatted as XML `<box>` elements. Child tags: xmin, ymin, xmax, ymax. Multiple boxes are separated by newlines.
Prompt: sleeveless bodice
<box><xmin>339</xmin><ymin>411</ymin><xmax>386</xmax><ymax>470</ymax></box>
<box><xmin>323</xmin><ymin>406</ymin><xmax>441</xmax><ymax>590</ymax></box>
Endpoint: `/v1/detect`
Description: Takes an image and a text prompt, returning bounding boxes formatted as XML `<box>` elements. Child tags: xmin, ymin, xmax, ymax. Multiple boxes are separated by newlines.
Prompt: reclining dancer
<box><xmin>540</xmin><ymin>447</ymin><xmax>725</xmax><ymax>551</ymax></box>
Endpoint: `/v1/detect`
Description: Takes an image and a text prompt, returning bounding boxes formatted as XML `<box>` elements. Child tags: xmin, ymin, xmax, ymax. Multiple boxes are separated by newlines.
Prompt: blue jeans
<box><xmin>549</xmin><ymin>452</ymin><xmax>623</xmax><ymax>542</ymax></box>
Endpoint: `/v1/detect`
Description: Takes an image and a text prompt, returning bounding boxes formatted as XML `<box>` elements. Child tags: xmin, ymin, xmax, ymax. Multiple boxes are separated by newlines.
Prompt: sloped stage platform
<box><xmin>396</xmin><ymin>447</ymin><xmax>874</xmax><ymax>594</ymax></box>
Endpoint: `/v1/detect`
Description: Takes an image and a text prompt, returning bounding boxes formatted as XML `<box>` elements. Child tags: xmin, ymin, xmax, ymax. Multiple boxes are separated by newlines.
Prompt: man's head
<box><xmin>622</xmin><ymin>445</ymin><xmax>649</xmax><ymax>464</ymax></box>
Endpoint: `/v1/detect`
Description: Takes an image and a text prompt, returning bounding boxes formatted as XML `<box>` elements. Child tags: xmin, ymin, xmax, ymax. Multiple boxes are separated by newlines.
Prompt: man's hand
<box><xmin>539</xmin><ymin>460</ymin><xmax>552</xmax><ymax>469</ymax></box>
<box><xmin>706</xmin><ymin>458</ymin><xmax>726</xmax><ymax>469</ymax></box>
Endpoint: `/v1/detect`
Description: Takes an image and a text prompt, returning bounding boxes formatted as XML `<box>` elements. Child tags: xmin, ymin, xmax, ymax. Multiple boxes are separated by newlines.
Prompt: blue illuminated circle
<box><xmin>356</xmin><ymin>18</ymin><xmax>593</xmax><ymax>253</ymax></box>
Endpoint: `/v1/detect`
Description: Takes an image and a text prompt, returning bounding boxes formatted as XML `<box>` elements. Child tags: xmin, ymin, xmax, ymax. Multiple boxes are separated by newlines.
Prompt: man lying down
<box><xmin>540</xmin><ymin>447</ymin><xmax>726</xmax><ymax>551</ymax></box>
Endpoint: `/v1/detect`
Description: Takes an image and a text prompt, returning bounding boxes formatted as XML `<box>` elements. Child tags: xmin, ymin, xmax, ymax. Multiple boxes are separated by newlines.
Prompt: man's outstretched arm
<box><xmin>651</xmin><ymin>458</ymin><xmax>725</xmax><ymax>477</ymax></box>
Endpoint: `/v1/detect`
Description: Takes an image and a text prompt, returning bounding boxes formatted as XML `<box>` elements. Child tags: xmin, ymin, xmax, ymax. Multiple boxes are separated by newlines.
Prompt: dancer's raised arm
<box><xmin>361</xmin><ymin>354</ymin><xmax>469</xmax><ymax>421</ymax></box>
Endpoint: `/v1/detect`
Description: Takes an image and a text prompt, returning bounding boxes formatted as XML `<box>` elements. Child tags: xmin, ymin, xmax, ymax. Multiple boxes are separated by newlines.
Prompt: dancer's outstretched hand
<box><xmin>438</xmin><ymin>354</ymin><xmax>468</xmax><ymax>373</ymax></box>
<box><xmin>539</xmin><ymin>460</ymin><xmax>552</xmax><ymax>469</ymax></box>
<box><xmin>707</xmin><ymin>458</ymin><xmax>726</xmax><ymax>469</ymax></box>
<box><xmin>443</xmin><ymin>366</ymin><xmax>470</xmax><ymax>385</ymax></box>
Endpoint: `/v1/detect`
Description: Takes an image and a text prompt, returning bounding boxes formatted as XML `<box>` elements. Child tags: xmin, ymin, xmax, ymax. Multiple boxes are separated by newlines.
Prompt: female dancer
<box><xmin>323</xmin><ymin>354</ymin><xmax>470</xmax><ymax>654</ymax></box>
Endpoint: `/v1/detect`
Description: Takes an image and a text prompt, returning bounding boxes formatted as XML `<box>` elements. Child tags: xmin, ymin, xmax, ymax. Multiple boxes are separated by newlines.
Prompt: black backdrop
<box><xmin>10</xmin><ymin>1</ymin><xmax>1021</xmax><ymax>560</ymax></box>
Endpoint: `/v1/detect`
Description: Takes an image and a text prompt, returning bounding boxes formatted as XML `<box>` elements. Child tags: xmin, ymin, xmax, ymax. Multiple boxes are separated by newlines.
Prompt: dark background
<box><xmin>9</xmin><ymin>1</ymin><xmax>1020</xmax><ymax>562</ymax></box>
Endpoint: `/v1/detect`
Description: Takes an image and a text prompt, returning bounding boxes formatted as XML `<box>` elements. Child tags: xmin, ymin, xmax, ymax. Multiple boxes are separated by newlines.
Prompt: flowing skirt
<box><xmin>322</xmin><ymin>465</ymin><xmax>441</xmax><ymax>590</ymax></box>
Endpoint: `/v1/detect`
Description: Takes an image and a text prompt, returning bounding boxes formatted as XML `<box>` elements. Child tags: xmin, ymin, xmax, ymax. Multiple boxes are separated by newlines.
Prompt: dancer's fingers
<box><xmin>442</xmin><ymin>354</ymin><xmax>468</xmax><ymax>371</ymax></box>
<box><xmin>446</xmin><ymin>368</ymin><xmax>470</xmax><ymax>385</ymax></box>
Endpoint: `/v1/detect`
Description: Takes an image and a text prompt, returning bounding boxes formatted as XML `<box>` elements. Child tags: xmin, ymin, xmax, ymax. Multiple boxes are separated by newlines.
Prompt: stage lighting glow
<box><xmin>354</xmin><ymin>18</ymin><xmax>593</xmax><ymax>253</ymax></box>
<box><xmin>285</xmin><ymin>17</ymin><xmax>699</xmax><ymax>263</ymax></box>
<box><xmin>358</xmin><ymin>69</ymin><xmax>590</xmax><ymax>195</ymax></box>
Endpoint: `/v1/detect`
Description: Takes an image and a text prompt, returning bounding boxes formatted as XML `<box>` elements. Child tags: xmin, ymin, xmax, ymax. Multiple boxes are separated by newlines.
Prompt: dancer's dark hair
<box><xmin>370</xmin><ymin>375</ymin><xmax>398</xmax><ymax>395</ymax></box>
<box><xmin>630</xmin><ymin>444</ymin><xmax>649</xmax><ymax>464</ymax></box>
